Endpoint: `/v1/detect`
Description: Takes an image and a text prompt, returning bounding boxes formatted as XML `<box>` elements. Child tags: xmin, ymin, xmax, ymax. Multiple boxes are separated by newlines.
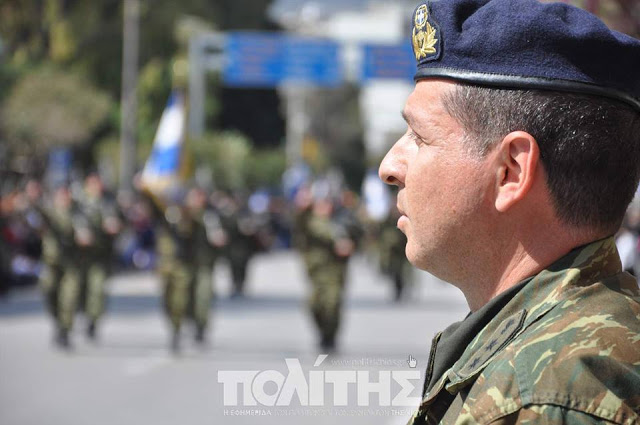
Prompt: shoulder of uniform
<box><xmin>505</xmin><ymin>284</ymin><xmax>640</xmax><ymax>423</ymax></box>
<box><xmin>456</xmin><ymin>279</ymin><xmax>640</xmax><ymax>424</ymax></box>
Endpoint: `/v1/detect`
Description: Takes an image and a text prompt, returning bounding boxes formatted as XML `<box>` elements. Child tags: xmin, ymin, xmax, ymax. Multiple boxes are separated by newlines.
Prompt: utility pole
<box><xmin>119</xmin><ymin>0</ymin><xmax>140</xmax><ymax>195</ymax></box>
<box><xmin>188</xmin><ymin>36</ymin><xmax>206</xmax><ymax>139</ymax></box>
<box><xmin>188</xmin><ymin>33</ymin><xmax>225</xmax><ymax>139</ymax></box>
<box><xmin>283</xmin><ymin>85</ymin><xmax>308</xmax><ymax>166</ymax></box>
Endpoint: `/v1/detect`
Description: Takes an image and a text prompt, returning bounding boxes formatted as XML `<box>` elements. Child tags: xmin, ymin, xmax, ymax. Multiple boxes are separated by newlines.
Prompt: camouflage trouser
<box><xmin>229</xmin><ymin>254</ymin><xmax>250</xmax><ymax>294</ymax></box>
<box><xmin>161</xmin><ymin>261</ymin><xmax>213</xmax><ymax>331</ymax></box>
<box><xmin>40</xmin><ymin>264</ymin><xmax>80</xmax><ymax>331</ymax></box>
<box><xmin>308</xmin><ymin>262</ymin><xmax>347</xmax><ymax>341</ymax></box>
<box><xmin>188</xmin><ymin>263</ymin><xmax>214</xmax><ymax>330</ymax></box>
<box><xmin>161</xmin><ymin>261</ymin><xmax>191</xmax><ymax>331</ymax></box>
<box><xmin>78</xmin><ymin>262</ymin><xmax>107</xmax><ymax>324</ymax></box>
<box><xmin>387</xmin><ymin>256</ymin><xmax>408</xmax><ymax>300</ymax></box>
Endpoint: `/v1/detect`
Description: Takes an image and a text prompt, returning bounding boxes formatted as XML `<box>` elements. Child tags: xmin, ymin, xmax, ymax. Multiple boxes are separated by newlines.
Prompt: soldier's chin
<box><xmin>404</xmin><ymin>243</ymin><xmax>420</xmax><ymax>267</ymax></box>
<box><xmin>405</xmin><ymin>242</ymin><xmax>437</xmax><ymax>273</ymax></box>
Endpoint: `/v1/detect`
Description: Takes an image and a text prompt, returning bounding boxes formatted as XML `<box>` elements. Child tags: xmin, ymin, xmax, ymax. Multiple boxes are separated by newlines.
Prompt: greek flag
<box><xmin>140</xmin><ymin>90</ymin><xmax>186</xmax><ymax>194</ymax></box>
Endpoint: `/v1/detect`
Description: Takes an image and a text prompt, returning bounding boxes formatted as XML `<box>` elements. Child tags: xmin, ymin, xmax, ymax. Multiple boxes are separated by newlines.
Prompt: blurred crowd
<box><xmin>0</xmin><ymin>170</ymin><xmax>413</xmax><ymax>351</ymax></box>
<box><xmin>4</xmin><ymin>170</ymin><xmax>638</xmax><ymax>352</ymax></box>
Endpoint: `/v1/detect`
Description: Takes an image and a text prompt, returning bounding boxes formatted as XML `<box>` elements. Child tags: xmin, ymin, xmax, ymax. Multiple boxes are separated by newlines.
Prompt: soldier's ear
<box><xmin>493</xmin><ymin>131</ymin><xmax>539</xmax><ymax>212</ymax></box>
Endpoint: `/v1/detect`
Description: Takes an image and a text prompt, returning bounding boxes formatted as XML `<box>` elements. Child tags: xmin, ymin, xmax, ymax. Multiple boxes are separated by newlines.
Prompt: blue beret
<box><xmin>411</xmin><ymin>0</ymin><xmax>640</xmax><ymax>112</ymax></box>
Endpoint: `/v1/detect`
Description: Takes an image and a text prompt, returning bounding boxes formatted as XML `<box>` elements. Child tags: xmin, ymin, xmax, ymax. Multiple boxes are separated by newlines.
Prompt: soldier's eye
<box><xmin>407</xmin><ymin>129</ymin><xmax>425</xmax><ymax>146</ymax></box>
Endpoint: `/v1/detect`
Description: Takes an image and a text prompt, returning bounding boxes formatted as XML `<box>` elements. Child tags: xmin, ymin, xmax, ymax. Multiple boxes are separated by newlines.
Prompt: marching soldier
<box><xmin>216</xmin><ymin>192</ymin><xmax>259</xmax><ymax>298</ymax></box>
<box><xmin>294</xmin><ymin>185</ymin><xmax>360</xmax><ymax>351</ymax></box>
<box><xmin>75</xmin><ymin>173</ymin><xmax>121</xmax><ymax>339</ymax></box>
<box><xmin>155</xmin><ymin>186</ymin><xmax>223</xmax><ymax>351</ymax></box>
<box><xmin>39</xmin><ymin>184</ymin><xmax>80</xmax><ymax>348</ymax></box>
<box><xmin>185</xmin><ymin>186</ymin><xmax>227</xmax><ymax>343</ymax></box>
<box><xmin>378</xmin><ymin>200</ymin><xmax>411</xmax><ymax>301</ymax></box>
<box><xmin>156</xmin><ymin>192</ymin><xmax>194</xmax><ymax>351</ymax></box>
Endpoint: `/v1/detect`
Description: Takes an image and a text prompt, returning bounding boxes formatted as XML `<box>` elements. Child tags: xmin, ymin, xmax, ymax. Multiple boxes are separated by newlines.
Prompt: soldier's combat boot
<box><xmin>171</xmin><ymin>329</ymin><xmax>180</xmax><ymax>353</ymax></box>
<box><xmin>320</xmin><ymin>335</ymin><xmax>336</xmax><ymax>352</ymax></box>
<box><xmin>56</xmin><ymin>328</ymin><xmax>71</xmax><ymax>349</ymax></box>
<box><xmin>195</xmin><ymin>325</ymin><xmax>206</xmax><ymax>344</ymax></box>
<box><xmin>86</xmin><ymin>321</ymin><xmax>97</xmax><ymax>340</ymax></box>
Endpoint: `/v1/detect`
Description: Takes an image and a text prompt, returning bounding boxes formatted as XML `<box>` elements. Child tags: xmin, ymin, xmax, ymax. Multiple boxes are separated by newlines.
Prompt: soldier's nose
<box><xmin>379</xmin><ymin>146</ymin><xmax>405</xmax><ymax>187</ymax></box>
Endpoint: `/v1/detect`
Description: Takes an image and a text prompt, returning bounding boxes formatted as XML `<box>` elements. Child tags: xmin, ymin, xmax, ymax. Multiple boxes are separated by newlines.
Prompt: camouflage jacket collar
<box><xmin>419</xmin><ymin>236</ymin><xmax>625</xmax><ymax>407</ymax></box>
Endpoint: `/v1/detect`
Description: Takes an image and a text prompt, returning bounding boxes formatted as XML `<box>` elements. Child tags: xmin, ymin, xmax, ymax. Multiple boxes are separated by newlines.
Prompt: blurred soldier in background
<box><xmin>155</xmin><ymin>186</ymin><xmax>219</xmax><ymax>351</ymax></box>
<box><xmin>185</xmin><ymin>186</ymin><xmax>227</xmax><ymax>343</ymax></box>
<box><xmin>378</xmin><ymin>199</ymin><xmax>410</xmax><ymax>302</ymax></box>
<box><xmin>75</xmin><ymin>173</ymin><xmax>121</xmax><ymax>340</ymax></box>
<box><xmin>156</xmin><ymin>192</ymin><xmax>194</xmax><ymax>351</ymax></box>
<box><xmin>360</xmin><ymin>169</ymin><xmax>411</xmax><ymax>301</ymax></box>
<box><xmin>39</xmin><ymin>184</ymin><xmax>80</xmax><ymax>348</ymax></box>
<box><xmin>217</xmin><ymin>192</ymin><xmax>259</xmax><ymax>298</ymax></box>
<box><xmin>294</xmin><ymin>182</ymin><xmax>360</xmax><ymax>351</ymax></box>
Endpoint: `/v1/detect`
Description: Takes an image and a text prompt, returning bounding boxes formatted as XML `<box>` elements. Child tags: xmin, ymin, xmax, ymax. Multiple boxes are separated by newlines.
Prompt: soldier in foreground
<box><xmin>379</xmin><ymin>0</ymin><xmax>640</xmax><ymax>423</ymax></box>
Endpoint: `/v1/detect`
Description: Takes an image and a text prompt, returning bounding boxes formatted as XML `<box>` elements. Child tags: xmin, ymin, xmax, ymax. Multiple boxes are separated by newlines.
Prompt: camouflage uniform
<box><xmin>379</xmin><ymin>208</ymin><xmax>410</xmax><ymax>301</ymax></box>
<box><xmin>218</xmin><ymin>195</ymin><xmax>259</xmax><ymax>298</ymax></box>
<box><xmin>409</xmin><ymin>237</ymin><xmax>640</xmax><ymax>424</ymax></box>
<box><xmin>156</xmin><ymin>199</ymin><xmax>218</xmax><ymax>348</ymax></box>
<box><xmin>296</xmin><ymin>199</ymin><xmax>359</xmax><ymax>350</ymax></box>
<box><xmin>189</xmin><ymin>203</ymin><xmax>224</xmax><ymax>340</ymax></box>
<box><xmin>75</xmin><ymin>189</ymin><xmax>120</xmax><ymax>337</ymax></box>
<box><xmin>39</xmin><ymin>189</ymin><xmax>80</xmax><ymax>347</ymax></box>
<box><xmin>156</xmin><ymin>206</ymin><xmax>195</xmax><ymax>343</ymax></box>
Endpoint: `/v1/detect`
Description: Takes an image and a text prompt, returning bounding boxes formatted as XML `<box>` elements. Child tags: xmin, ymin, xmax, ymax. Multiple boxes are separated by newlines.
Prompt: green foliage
<box><xmin>190</xmin><ymin>131</ymin><xmax>251</xmax><ymax>190</ymax></box>
<box><xmin>0</xmin><ymin>62</ymin><xmax>21</xmax><ymax>101</ymax></box>
<box><xmin>95</xmin><ymin>135</ymin><xmax>120</xmax><ymax>170</ymax></box>
<box><xmin>0</xmin><ymin>0</ymin><xmax>280</xmax><ymax>172</ymax></box>
<box><xmin>0</xmin><ymin>0</ymin><xmax>46</xmax><ymax>65</ymax></box>
<box><xmin>137</xmin><ymin>59</ymin><xmax>172</xmax><ymax>152</ymax></box>
<box><xmin>174</xmin><ymin>15</ymin><xmax>217</xmax><ymax>48</ymax></box>
<box><xmin>2</xmin><ymin>67</ymin><xmax>113</xmax><ymax>154</ymax></box>
<box><xmin>246</xmin><ymin>148</ymin><xmax>287</xmax><ymax>189</ymax></box>
<box><xmin>189</xmin><ymin>131</ymin><xmax>286</xmax><ymax>190</ymax></box>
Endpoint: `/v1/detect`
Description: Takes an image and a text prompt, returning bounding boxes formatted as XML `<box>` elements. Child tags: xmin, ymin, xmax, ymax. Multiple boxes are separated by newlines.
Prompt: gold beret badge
<box><xmin>412</xmin><ymin>4</ymin><xmax>438</xmax><ymax>60</ymax></box>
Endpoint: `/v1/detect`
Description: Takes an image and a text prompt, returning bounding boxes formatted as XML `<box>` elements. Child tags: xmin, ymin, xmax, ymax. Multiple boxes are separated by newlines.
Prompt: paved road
<box><xmin>0</xmin><ymin>251</ymin><xmax>468</xmax><ymax>425</ymax></box>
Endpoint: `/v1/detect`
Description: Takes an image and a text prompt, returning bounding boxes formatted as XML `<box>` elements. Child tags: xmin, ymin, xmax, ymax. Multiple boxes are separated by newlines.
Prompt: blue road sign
<box><xmin>361</xmin><ymin>42</ymin><xmax>416</xmax><ymax>82</ymax></box>
<box><xmin>47</xmin><ymin>148</ymin><xmax>72</xmax><ymax>187</ymax></box>
<box><xmin>223</xmin><ymin>32</ymin><xmax>342</xmax><ymax>87</ymax></box>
